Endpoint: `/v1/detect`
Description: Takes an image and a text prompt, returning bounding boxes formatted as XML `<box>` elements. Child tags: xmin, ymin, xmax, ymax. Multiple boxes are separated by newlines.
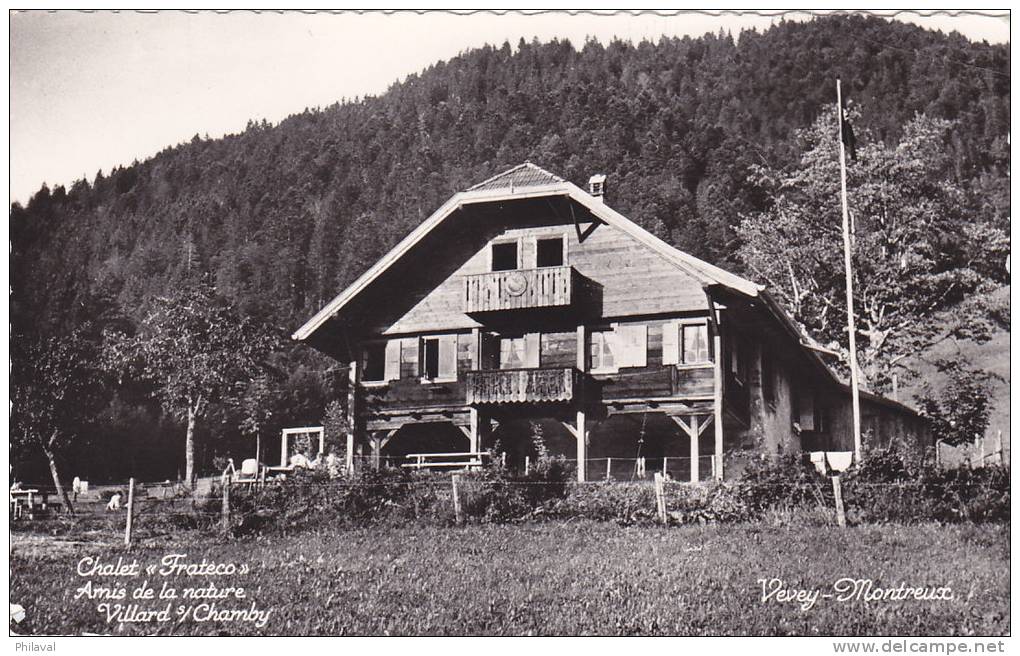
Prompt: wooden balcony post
<box><xmin>471</xmin><ymin>327</ymin><xmax>481</xmax><ymax>369</ymax></box>
<box><xmin>576</xmin><ymin>325</ymin><xmax>587</xmax><ymax>371</ymax></box>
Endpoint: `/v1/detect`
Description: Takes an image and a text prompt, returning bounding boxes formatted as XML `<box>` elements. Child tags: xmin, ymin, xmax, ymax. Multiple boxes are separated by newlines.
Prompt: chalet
<box><xmin>293</xmin><ymin>163</ymin><xmax>928</xmax><ymax>481</ymax></box>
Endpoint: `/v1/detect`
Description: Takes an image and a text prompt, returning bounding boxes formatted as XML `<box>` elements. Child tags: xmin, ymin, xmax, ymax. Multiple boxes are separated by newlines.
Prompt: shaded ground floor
<box><xmin>351</xmin><ymin>400</ymin><xmax>747</xmax><ymax>482</ymax></box>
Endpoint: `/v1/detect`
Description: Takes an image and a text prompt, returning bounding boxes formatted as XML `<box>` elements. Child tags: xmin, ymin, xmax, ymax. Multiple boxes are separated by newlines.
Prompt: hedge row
<box><xmin>215</xmin><ymin>449</ymin><xmax>1008</xmax><ymax>534</ymax></box>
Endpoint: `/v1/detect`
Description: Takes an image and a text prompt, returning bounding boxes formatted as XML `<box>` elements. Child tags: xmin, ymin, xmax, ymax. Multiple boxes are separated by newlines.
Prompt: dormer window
<box><xmin>491</xmin><ymin>241</ymin><xmax>518</xmax><ymax>271</ymax></box>
<box><xmin>536</xmin><ymin>236</ymin><xmax>564</xmax><ymax>267</ymax></box>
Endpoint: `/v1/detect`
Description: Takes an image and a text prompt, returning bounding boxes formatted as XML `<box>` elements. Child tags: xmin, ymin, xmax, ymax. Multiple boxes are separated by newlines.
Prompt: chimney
<box><xmin>588</xmin><ymin>174</ymin><xmax>607</xmax><ymax>201</ymax></box>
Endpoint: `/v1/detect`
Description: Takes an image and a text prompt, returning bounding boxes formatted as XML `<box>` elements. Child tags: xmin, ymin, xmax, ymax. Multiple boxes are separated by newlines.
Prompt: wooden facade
<box><xmin>294</xmin><ymin>163</ymin><xmax>929</xmax><ymax>481</ymax></box>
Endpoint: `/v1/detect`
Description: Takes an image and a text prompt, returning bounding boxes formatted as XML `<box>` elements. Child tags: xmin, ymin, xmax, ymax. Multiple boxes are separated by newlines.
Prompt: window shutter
<box><xmin>438</xmin><ymin>335</ymin><xmax>458</xmax><ymax>380</ymax></box>
<box><xmin>384</xmin><ymin>340</ymin><xmax>402</xmax><ymax>381</ymax></box>
<box><xmin>662</xmin><ymin>321</ymin><xmax>679</xmax><ymax>365</ymax></box>
<box><xmin>524</xmin><ymin>333</ymin><xmax>541</xmax><ymax>368</ymax></box>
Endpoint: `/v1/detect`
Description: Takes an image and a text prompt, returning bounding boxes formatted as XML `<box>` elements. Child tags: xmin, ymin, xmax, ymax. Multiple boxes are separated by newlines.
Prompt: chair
<box><xmin>235</xmin><ymin>458</ymin><xmax>261</xmax><ymax>488</ymax></box>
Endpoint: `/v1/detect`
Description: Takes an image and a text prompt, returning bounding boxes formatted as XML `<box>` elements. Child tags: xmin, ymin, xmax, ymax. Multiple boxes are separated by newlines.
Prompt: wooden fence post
<box><xmin>653</xmin><ymin>473</ymin><xmax>667</xmax><ymax>524</ymax></box>
<box><xmin>831</xmin><ymin>475</ymin><xmax>846</xmax><ymax>528</ymax></box>
<box><xmin>124</xmin><ymin>477</ymin><xmax>135</xmax><ymax>547</ymax></box>
<box><xmin>524</xmin><ymin>456</ymin><xmax>530</xmax><ymax>476</ymax></box>
<box><xmin>221</xmin><ymin>474</ymin><xmax>231</xmax><ymax>536</ymax></box>
<box><xmin>606</xmin><ymin>457</ymin><xmax>612</xmax><ymax>480</ymax></box>
<box><xmin>451</xmin><ymin>474</ymin><xmax>462</xmax><ymax>524</ymax></box>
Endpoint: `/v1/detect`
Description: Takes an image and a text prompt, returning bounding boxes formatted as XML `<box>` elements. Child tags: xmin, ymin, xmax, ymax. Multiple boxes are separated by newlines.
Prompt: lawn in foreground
<box><xmin>9</xmin><ymin>521</ymin><xmax>1008</xmax><ymax>636</ymax></box>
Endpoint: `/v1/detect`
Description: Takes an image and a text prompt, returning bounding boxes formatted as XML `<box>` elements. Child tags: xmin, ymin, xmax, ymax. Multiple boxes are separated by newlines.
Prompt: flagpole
<box><xmin>837</xmin><ymin>78</ymin><xmax>863</xmax><ymax>463</ymax></box>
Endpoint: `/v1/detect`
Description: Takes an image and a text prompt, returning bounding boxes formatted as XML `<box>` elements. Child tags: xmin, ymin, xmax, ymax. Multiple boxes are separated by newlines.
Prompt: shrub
<box><xmin>541</xmin><ymin>481</ymin><xmax>656</xmax><ymax>524</ymax></box>
<box><xmin>226</xmin><ymin>466</ymin><xmax>443</xmax><ymax>534</ymax></box>
<box><xmin>732</xmin><ymin>453</ymin><xmax>830</xmax><ymax>514</ymax></box>
<box><xmin>840</xmin><ymin>446</ymin><xmax>1010</xmax><ymax>524</ymax></box>
<box><xmin>458</xmin><ymin>454</ymin><xmax>572</xmax><ymax>523</ymax></box>
<box><xmin>664</xmin><ymin>482</ymin><xmax>750</xmax><ymax>524</ymax></box>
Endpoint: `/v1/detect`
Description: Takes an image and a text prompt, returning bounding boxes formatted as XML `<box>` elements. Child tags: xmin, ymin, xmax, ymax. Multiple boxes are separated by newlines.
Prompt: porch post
<box><xmin>713</xmin><ymin>330</ymin><xmax>724</xmax><ymax>480</ymax></box>
<box><xmin>347</xmin><ymin>358</ymin><xmax>360</xmax><ymax>473</ymax></box>
<box><xmin>576</xmin><ymin>409</ymin><xmax>587</xmax><ymax>482</ymax></box>
<box><xmin>690</xmin><ymin>416</ymin><xmax>700</xmax><ymax>483</ymax></box>
<box><xmin>469</xmin><ymin>408</ymin><xmax>481</xmax><ymax>453</ymax></box>
<box><xmin>371</xmin><ymin>433</ymin><xmax>382</xmax><ymax>470</ymax></box>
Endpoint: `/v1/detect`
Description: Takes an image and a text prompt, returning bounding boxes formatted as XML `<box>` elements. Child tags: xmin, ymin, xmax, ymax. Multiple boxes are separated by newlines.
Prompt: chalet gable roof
<box><xmin>292</xmin><ymin>163</ymin><xmax>765</xmax><ymax>342</ymax></box>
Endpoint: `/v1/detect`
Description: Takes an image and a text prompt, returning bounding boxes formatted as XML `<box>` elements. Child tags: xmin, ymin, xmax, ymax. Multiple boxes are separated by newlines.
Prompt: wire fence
<box><xmin>12</xmin><ymin>456</ymin><xmax>1007</xmax><ymax>536</ymax></box>
<box><xmin>343</xmin><ymin>454</ymin><xmax>719</xmax><ymax>482</ymax></box>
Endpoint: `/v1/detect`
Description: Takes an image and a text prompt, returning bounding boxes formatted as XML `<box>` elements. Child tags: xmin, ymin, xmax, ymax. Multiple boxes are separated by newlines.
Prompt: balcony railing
<box><xmin>466</xmin><ymin>367</ymin><xmax>582</xmax><ymax>405</ymax></box>
<box><xmin>464</xmin><ymin>266</ymin><xmax>575</xmax><ymax>313</ymax></box>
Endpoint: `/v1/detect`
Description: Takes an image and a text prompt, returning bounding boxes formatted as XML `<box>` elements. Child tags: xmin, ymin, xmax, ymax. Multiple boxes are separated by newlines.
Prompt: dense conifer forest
<box><xmin>10</xmin><ymin>15</ymin><xmax>1010</xmax><ymax>482</ymax></box>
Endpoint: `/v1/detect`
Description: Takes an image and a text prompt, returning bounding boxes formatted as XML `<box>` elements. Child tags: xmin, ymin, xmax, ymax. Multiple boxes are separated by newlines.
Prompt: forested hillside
<box><xmin>10</xmin><ymin>15</ymin><xmax>1010</xmax><ymax>481</ymax></box>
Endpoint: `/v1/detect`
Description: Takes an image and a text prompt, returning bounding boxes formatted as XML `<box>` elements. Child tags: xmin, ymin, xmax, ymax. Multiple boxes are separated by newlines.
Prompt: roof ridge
<box><xmin>465</xmin><ymin>162</ymin><xmax>564</xmax><ymax>191</ymax></box>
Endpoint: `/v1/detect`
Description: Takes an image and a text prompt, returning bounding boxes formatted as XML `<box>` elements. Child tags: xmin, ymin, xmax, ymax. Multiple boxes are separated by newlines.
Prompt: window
<box><xmin>420</xmin><ymin>335</ymin><xmax>458</xmax><ymax>382</ymax></box>
<box><xmin>363</xmin><ymin>343</ymin><xmax>386</xmax><ymax>382</ymax></box>
<box><xmin>536</xmin><ymin>236</ymin><xmax>564</xmax><ymax>267</ymax></box>
<box><xmin>815</xmin><ymin>401</ymin><xmax>829</xmax><ymax>433</ymax></box>
<box><xmin>590</xmin><ymin>330</ymin><xmax>616</xmax><ymax>372</ymax></box>
<box><xmin>479</xmin><ymin>332</ymin><xmax>501</xmax><ymax>370</ymax></box>
<box><xmin>681</xmin><ymin>323</ymin><xmax>710</xmax><ymax>364</ymax></box>
<box><xmin>491</xmin><ymin>241</ymin><xmax>518</xmax><ymax>271</ymax></box>
<box><xmin>500</xmin><ymin>336</ymin><xmax>526</xmax><ymax>369</ymax></box>
<box><xmin>794</xmin><ymin>385</ymin><xmax>816</xmax><ymax>431</ymax></box>
<box><xmin>499</xmin><ymin>333</ymin><xmax>540</xmax><ymax>369</ymax></box>
<box><xmin>421</xmin><ymin>338</ymin><xmax>440</xmax><ymax>380</ymax></box>
<box><xmin>590</xmin><ymin>324</ymin><xmax>646</xmax><ymax>373</ymax></box>
<box><xmin>761</xmin><ymin>353</ymin><xmax>775</xmax><ymax>405</ymax></box>
<box><xmin>615</xmin><ymin>324</ymin><xmax>647</xmax><ymax>368</ymax></box>
<box><xmin>729</xmin><ymin>337</ymin><xmax>746</xmax><ymax>383</ymax></box>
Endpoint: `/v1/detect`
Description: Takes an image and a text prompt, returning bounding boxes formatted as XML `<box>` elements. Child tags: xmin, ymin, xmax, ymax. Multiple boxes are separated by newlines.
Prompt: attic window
<box><xmin>491</xmin><ymin>241</ymin><xmax>518</xmax><ymax>271</ymax></box>
<box><xmin>536</xmin><ymin>237</ymin><xmax>564</xmax><ymax>267</ymax></box>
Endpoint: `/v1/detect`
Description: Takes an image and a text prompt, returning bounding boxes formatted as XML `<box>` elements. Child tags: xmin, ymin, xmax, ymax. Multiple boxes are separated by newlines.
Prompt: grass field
<box><xmin>9</xmin><ymin>521</ymin><xmax>1008</xmax><ymax>636</ymax></box>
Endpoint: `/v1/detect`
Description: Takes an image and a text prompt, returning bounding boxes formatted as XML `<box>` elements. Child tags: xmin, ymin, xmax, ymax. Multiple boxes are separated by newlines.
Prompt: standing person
<box><xmin>325</xmin><ymin>448</ymin><xmax>340</xmax><ymax>477</ymax></box>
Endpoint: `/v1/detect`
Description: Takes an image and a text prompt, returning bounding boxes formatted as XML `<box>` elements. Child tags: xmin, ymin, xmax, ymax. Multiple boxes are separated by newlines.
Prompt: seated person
<box><xmin>106</xmin><ymin>492</ymin><xmax>123</xmax><ymax>511</ymax></box>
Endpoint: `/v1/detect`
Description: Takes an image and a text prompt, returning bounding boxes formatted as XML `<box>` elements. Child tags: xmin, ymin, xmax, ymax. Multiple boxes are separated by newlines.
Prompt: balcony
<box><xmin>466</xmin><ymin>367</ymin><xmax>583</xmax><ymax>405</ymax></box>
<box><xmin>464</xmin><ymin>266</ymin><xmax>576</xmax><ymax>314</ymax></box>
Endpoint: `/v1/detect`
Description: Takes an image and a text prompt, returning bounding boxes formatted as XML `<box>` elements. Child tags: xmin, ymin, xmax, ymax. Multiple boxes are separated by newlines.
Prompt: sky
<box><xmin>8</xmin><ymin>9</ymin><xmax>1011</xmax><ymax>205</ymax></box>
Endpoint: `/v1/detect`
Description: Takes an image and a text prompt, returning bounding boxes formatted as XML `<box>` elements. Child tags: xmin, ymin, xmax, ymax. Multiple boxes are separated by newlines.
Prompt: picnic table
<box><xmin>402</xmin><ymin>452</ymin><xmax>488</xmax><ymax>471</ymax></box>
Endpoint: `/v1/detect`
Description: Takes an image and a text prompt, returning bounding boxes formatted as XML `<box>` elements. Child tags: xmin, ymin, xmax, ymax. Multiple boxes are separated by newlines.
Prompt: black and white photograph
<box><xmin>7</xmin><ymin>7</ymin><xmax>1011</xmax><ymax>646</ymax></box>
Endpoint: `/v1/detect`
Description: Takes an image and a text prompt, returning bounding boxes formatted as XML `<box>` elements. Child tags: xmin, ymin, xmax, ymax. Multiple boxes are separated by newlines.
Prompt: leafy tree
<box><xmin>737</xmin><ymin>111</ymin><xmax>1001</xmax><ymax>391</ymax></box>
<box><xmin>321</xmin><ymin>399</ymin><xmax>350</xmax><ymax>464</ymax></box>
<box><xmin>917</xmin><ymin>359</ymin><xmax>992</xmax><ymax>447</ymax></box>
<box><xmin>11</xmin><ymin>327</ymin><xmax>108</xmax><ymax>513</ymax></box>
<box><xmin>108</xmin><ymin>280</ymin><xmax>280</xmax><ymax>486</ymax></box>
<box><xmin>235</xmin><ymin>371</ymin><xmax>281</xmax><ymax>464</ymax></box>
